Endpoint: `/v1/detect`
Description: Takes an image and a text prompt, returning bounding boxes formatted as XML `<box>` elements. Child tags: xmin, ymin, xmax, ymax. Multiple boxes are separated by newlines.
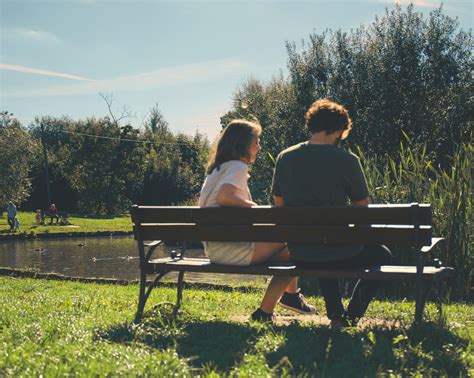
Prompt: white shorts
<box><xmin>203</xmin><ymin>241</ymin><xmax>256</xmax><ymax>266</ymax></box>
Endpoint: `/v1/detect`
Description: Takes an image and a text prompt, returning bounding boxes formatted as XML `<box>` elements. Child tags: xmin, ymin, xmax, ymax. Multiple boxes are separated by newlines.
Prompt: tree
<box><xmin>139</xmin><ymin>118</ymin><xmax>210</xmax><ymax>206</ymax></box>
<box><xmin>60</xmin><ymin>117</ymin><xmax>146</xmax><ymax>214</ymax></box>
<box><xmin>0</xmin><ymin>111</ymin><xmax>39</xmax><ymax>208</ymax></box>
<box><xmin>27</xmin><ymin>116</ymin><xmax>77</xmax><ymax>211</ymax></box>
<box><xmin>143</xmin><ymin>103</ymin><xmax>169</xmax><ymax>135</ymax></box>
<box><xmin>286</xmin><ymin>5</ymin><xmax>473</xmax><ymax>160</ymax></box>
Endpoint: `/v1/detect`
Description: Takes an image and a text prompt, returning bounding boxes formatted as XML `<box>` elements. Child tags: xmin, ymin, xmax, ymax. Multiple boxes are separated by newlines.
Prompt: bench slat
<box><xmin>133</xmin><ymin>205</ymin><xmax>431</xmax><ymax>226</ymax></box>
<box><xmin>138</xmin><ymin>224</ymin><xmax>432</xmax><ymax>246</ymax></box>
<box><xmin>147</xmin><ymin>258</ymin><xmax>452</xmax><ymax>280</ymax></box>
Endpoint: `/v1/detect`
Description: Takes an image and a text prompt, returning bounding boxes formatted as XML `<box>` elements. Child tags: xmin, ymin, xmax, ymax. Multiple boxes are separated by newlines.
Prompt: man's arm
<box><xmin>274</xmin><ymin>195</ymin><xmax>285</xmax><ymax>207</ymax></box>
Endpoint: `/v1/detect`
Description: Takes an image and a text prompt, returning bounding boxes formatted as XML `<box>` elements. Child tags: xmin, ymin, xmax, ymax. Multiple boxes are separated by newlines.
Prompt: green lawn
<box><xmin>0</xmin><ymin>276</ymin><xmax>472</xmax><ymax>376</ymax></box>
<box><xmin>0</xmin><ymin>211</ymin><xmax>132</xmax><ymax>235</ymax></box>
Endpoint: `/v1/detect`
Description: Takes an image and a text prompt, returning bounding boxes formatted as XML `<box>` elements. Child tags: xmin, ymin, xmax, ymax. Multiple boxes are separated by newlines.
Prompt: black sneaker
<box><xmin>279</xmin><ymin>290</ymin><xmax>316</xmax><ymax>314</ymax></box>
<box><xmin>330</xmin><ymin>317</ymin><xmax>351</xmax><ymax>328</ymax></box>
<box><xmin>331</xmin><ymin>315</ymin><xmax>357</xmax><ymax>328</ymax></box>
<box><xmin>250</xmin><ymin>308</ymin><xmax>275</xmax><ymax>323</ymax></box>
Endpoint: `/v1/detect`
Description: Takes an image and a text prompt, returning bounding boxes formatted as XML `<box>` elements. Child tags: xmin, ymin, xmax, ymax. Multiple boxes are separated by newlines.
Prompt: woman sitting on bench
<box><xmin>199</xmin><ymin>119</ymin><xmax>315</xmax><ymax>322</ymax></box>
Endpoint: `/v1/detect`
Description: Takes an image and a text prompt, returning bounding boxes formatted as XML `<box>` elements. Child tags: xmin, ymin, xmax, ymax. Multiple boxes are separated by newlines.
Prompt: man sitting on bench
<box><xmin>272</xmin><ymin>99</ymin><xmax>392</xmax><ymax>327</ymax></box>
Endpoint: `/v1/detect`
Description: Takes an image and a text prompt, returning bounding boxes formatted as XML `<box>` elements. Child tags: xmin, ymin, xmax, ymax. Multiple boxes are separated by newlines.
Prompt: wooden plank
<box><xmin>133</xmin><ymin>204</ymin><xmax>431</xmax><ymax>226</ymax></box>
<box><xmin>147</xmin><ymin>258</ymin><xmax>452</xmax><ymax>280</ymax></box>
<box><xmin>139</xmin><ymin>224</ymin><xmax>432</xmax><ymax>246</ymax></box>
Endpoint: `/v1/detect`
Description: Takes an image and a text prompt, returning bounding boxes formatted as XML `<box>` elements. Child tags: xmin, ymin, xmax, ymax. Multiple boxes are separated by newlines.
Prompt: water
<box><xmin>0</xmin><ymin>236</ymin><xmax>266</xmax><ymax>284</ymax></box>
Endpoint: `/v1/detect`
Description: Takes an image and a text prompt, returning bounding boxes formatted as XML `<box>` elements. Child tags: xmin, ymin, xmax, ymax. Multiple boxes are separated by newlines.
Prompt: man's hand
<box><xmin>274</xmin><ymin>196</ymin><xmax>285</xmax><ymax>207</ymax></box>
<box><xmin>351</xmin><ymin>197</ymin><xmax>369</xmax><ymax>206</ymax></box>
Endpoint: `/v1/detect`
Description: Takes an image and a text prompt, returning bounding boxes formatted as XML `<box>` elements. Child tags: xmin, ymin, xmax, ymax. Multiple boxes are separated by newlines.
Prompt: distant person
<box><xmin>49</xmin><ymin>204</ymin><xmax>59</xmax><ymax>225</ymax></box>
<box><xmin>272</xmin><ymin>99</ymin><xmax>392</xmax><ymax>327</ymax></box>
<box><xmin>7</xmin><ymin>202</ymin><xmax>17</xmax><ymax>231</ymax></box>
<box><xmin>14</xmin><ymin>217</ymin><xmax>20</xmax><ymax>232</ymax></box>
<box><xmin>35</xmin><ymin>209</ymin><xmax>42</xmax><ymax>225</ymax></box>
<box><xmin>199</xmin><ymin>119</ymin><xmax>315</xmax><ymax>322</ymax></box>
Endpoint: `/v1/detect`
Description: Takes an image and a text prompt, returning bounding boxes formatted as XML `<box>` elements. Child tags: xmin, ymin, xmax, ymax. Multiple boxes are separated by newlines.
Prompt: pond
<box><xmin>0</xmin><ymin>236</ymin><xmax>266</xmax><ymax>285</ymax></box>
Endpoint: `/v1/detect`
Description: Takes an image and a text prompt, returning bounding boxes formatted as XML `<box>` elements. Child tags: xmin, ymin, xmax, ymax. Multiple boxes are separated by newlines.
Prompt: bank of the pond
<box><xmin>0</xmin><ymin>266</ymin><xmax>264</xmax><ymax>293</ymax></box>
<box><xmin>0</xmin><ymin>211</ymin><xmax>132</xmax><ymax>240</ymax></box>
<box><xmin>0</xmin><ymin>276</ymin><xmax>472</xmax><ymax>376</ymax></box>
<box><xmin>0</xmin><ymin>230</ymin><xmax>133</xmax><ymax>241</ymax></box>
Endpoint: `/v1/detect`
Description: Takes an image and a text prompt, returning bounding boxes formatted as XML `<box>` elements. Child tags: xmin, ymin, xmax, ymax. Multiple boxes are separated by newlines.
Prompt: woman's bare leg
<box><xmin>251</xmin><ymin>242</ymin><xmax>298</xmax><ymax>314</ymax></box>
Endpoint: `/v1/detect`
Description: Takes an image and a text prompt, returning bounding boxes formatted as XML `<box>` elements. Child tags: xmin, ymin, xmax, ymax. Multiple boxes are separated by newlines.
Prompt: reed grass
<box><xmin>357</xmin><ymin>140</ymin><xmax>472</xmax><ymax>300</ymax></box>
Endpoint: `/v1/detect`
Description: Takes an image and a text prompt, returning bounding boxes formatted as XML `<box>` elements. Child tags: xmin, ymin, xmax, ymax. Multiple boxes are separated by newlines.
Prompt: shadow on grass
<box><xmin>97</xmin><ymin>311</ymin><xmax>469</xmax><ymax>376</ymax></box>
<box><xmin>96</xmin><ymin>308</ymin><xmax>258</xmax><ymax>370</ymax></box>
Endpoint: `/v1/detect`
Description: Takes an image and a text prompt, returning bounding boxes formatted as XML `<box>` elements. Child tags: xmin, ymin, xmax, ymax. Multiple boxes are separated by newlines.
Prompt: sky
<box><xmin>1</xmin><ymin>0</ymin><xmax>472</xmax><ymax>140</ymax></box>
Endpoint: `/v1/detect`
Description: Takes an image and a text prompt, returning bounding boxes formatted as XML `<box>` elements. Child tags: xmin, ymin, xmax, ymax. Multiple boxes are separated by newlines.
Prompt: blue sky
<box><xmin>1</xmin><ymin>0</ymin><xmax>472</xmax><ymax>140</ymax></box>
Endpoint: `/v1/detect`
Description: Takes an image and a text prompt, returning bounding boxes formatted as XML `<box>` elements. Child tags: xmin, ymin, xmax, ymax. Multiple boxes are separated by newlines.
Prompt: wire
<box><xmin>57</xmin><ymin>129</ymin><xmax>204</xmax><ymax>146</ymax></box>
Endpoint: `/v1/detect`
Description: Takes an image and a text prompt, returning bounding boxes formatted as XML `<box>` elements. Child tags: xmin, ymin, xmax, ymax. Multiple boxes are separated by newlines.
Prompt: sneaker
<box><xmin>279</xmin><ymin>290</ymin><xmax>316</xmax><ymax>315</ymax></box>
<box><xmin>330</xmin><ymin>317</ymin><xmax>351</xmax><ymax>328</ymax></box>
<box><xmin>330</xmin><ymin>315</ymin><xmax>357</xmax><ymax>328</ymax></box>
<box><xmin>250</xmin><ymin>308</ymin><xmax>275</xmax><ymax>323</ymax></box>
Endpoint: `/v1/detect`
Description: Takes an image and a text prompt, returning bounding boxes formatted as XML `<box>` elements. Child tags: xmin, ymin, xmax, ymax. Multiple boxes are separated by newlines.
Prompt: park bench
<box><xmin>131</xmin><ymin>203</ymin><xmax>453</xmax><ymax>324</ymax></box>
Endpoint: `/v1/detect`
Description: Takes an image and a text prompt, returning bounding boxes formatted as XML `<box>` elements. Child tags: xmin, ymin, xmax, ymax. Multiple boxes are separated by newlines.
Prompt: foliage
<box><xmin>139</xmin><ymin>110</ymin><xmax>209</xmax><ymax>206</ymax></box>
<box><xmin>0</xmin><ymin>111</ymin><xmax>39</xmax><ymax>208</ymax></box>
<box><xmin>25</xmin><ymin>105</ymin><xmax>210</xmax><ymax>214</ymax></box>
<box><xmin>359</xmin><ymin>140</ymin><xmax>473</xmax><ymax>300</ymax></box>
<box><xmin>29</xmin><ymin>116</ymin><xmax>146</xmax><ymax>215</ymax></box>
<box><xmin>27</xmin><ymin>116</ymin><xmax>79</xmax><ymax>211</ymax></box>
<box><xmin>286</xmin><ymin>5</ymin><xmax>472</xmax><ymax>161</ymax></box>
<box><xmin>0</xmin><ymin>277</ymin><xmax>472</xmax><ymax>376</ymax></box>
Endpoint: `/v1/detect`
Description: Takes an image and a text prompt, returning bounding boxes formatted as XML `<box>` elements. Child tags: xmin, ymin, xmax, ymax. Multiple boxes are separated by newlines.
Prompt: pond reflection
<box><xmin>0</xmin><ymin>236</ymin><xmax>267</xmax><ymax>285</ymax></box>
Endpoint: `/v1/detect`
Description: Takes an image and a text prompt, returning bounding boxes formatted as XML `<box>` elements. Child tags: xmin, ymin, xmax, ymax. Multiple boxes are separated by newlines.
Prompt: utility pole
<box><xmin>40</xmin><ymin>122</ymin><xmax>52</xmax><ymax>208</ymax></box>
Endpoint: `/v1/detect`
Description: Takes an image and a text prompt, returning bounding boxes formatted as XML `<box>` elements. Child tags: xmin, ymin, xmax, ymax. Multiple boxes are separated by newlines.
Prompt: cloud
<box><xmin>3</xmin><ymin>59</ymin><xmax>246</xmax><ymax>97</ymax></box>
<box><xmin>0</xmin><ymin>64</ymin><xmax>95</xmax><ymax>81</ymax></box>
<box><xmin>377</xmin><ymin>0</ymin><xmax>442</xmax><ymax>8</ymax></box>
<box><xmin>3</xmin><ymin>28</ymin><xmax>61</xmax><ymax>44</ymax></box>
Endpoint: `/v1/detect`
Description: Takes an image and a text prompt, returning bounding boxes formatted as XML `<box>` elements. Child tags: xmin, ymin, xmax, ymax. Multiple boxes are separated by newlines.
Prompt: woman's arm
<box><xmin>215</xmin><ymin>184</ymin><xmax>257</xmax><ymax>207</ymax></box>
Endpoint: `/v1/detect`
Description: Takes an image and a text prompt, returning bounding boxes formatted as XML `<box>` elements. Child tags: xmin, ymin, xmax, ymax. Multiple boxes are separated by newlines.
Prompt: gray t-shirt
<box><xmin>272</xmin><ymin>142</ymin><xmax>369</xmax><ymax>262</ymax></box>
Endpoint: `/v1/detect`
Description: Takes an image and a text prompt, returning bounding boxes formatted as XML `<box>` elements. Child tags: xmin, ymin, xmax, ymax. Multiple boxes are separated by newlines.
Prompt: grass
<box><xmin>0</xmin><ymin>276</ymin><xmax>472</xmax><ymax>376</ymax></box>
<box><xmin>0</xmin><ymin>211</ymin><xmax>132</xmax><ymax>235</ymax></box>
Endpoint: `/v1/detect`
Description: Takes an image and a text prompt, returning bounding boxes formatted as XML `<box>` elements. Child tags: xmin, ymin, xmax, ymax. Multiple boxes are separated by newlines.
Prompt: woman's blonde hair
<box><xmin>206</xmin><ymin>119</ymin><xmax>262</xmax><ymax>174</ymax></box>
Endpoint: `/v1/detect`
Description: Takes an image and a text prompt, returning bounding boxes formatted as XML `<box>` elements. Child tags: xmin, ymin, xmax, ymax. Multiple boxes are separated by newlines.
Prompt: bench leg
<box><xmin>134</xmin><ymin>271</ymin><xmax>168</xmax><ymax>323</ymax></box>
<box><xmin>135</xmin><ymin>268</ymin><xmax>148</xmax><ymax>323</ymax></box>
<box><xmin>173</xmin><ymin>271</ymin><xmax>185</xmax><ymax>317</ymax></box>
<box><xmin>415</xmin><ymin>281</ymin><xmax>431</xmax><ymax>323</ymax></box>
<box><xmin>414</xmin><ymin>250</ymin><xmax>428</xmax><ymax>323</ymax></box>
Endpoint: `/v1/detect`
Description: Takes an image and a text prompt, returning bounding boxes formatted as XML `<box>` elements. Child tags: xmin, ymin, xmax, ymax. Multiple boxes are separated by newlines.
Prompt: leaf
<box><xmin>392</xmin><ymin>334</ymin><xmax>408</xmax><ymax>345</ymax></box>
<box><xmin>267</xmin><ymin>152</ymin><xmax>276</xmax><ymax>165</ymax></box>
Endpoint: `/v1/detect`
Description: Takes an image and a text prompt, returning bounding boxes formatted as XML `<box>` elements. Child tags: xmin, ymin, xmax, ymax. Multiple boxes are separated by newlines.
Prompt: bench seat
<box><xmin>148</xmin><ymin>257</ymin><xmax>453</xmax><ymax>280</ymax></box>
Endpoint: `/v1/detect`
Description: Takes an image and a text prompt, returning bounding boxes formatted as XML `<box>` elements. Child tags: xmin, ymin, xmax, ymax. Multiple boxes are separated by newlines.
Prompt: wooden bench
<box><xmin>131</xmin><ymin>203</ymin><xmax>453</xmax><ymax>323</ymax></box>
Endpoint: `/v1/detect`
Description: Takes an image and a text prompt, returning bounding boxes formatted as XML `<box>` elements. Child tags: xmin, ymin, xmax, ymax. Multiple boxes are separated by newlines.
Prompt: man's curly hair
<box><xmin>305</xmin><ymin>99</ymin><xmax>353</xmax><ymax>140</ymax></box>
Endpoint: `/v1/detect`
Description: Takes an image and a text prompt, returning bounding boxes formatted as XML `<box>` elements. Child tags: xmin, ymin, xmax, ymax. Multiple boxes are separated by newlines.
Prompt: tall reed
<box><xmin>358</xmin><ymin>140</ymin><xmax>472</xmax><ymax>300</ymax></box>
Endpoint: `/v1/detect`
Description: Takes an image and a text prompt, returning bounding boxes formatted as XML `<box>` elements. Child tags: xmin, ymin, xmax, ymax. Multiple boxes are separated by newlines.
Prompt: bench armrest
<box><xmin>421</xmin><ymin>237</ymin><xmax>446</xmax><ymax>253</ymax></box>
<box><xmin>144</xmin><ymin>240</ymin><xmax>163</xmax><ymax>248</ymax></box>
<box><xmin>144</xmin><ymin>240</ymin><xmax>163</xmax><ymax>260</ymax></box>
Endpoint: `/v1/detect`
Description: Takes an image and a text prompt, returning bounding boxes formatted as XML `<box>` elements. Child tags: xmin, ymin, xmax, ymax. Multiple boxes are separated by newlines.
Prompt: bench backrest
<box><xmin>131</xmin><ymin>204</ymin><xmax>432</xmax><ymax>247</ymax></box>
